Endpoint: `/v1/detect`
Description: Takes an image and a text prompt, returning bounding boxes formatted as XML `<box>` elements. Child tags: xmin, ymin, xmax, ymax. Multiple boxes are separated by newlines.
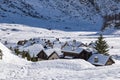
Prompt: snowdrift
<box><xmin>30</xmin><ymin>59</ymin><xmax>95</xmax><ymax>71</ymax></box>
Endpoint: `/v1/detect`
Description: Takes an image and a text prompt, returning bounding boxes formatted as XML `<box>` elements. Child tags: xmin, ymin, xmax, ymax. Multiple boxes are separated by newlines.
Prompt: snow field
<box><xmin>0</xmin><ymin>24</ymin><xmax>120</xmax><ymax>80</ymax></box>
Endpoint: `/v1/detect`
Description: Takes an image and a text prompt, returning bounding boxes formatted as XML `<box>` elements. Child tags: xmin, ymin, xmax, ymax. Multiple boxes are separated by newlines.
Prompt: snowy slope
<box><xmin>0</xmin><ymin>59</ymin><xmax>94</xmax><ymax>80</ymax></box>
<box><xmin>0</xmin><ymin>59</ymin><xmax>120</xmax><ymax>80</ymax></box>
<box><xmin>0</xmin><ymin>42</ymin><xmax>27</xmax><ymax>64</ymax></box>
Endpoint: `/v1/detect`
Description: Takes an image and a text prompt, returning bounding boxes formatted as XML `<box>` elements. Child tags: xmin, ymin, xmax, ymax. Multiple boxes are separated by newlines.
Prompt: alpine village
<box><xmin>0</xmin><ymin>34</ymin><xmax>115</xmax><ymax>66</ymax></box>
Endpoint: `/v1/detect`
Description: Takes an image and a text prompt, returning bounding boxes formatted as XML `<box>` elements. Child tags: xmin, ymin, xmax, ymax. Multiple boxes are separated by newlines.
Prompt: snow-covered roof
<box><xmin>45</xmin><ymin>49</ymin><xmax>54</xmax><ymax>57</ymax></box>
<box><xmin>21</xmin><ymin>44</ymin><xmax>44</xmax><ymax>57</ymax></box>
<box><xmin>45</xmin><ymin>48</ymin><xmax>63</xmax><ymax>57</ymax></box>
<box><xmin>88</xmin><ymin>42</ymin><xmax>96</xmax><ymax>48</ymax></box>
<box><xmin>67</xmin><ymin>40</ymin><xmax>82</xmax><ymax>47</ymax></box>
<box><xmin>61</xmin><ymin>45</ymin><xmax>83</xmax><ymax>54</ymax></box>
<box><xmin>80</xmin><ymin>46</ymin><xmax>92</xmax><ymax>52</ymax></box>
<box><xmin>53</xmin><ymin>42</ymin><xmax>63</xmax><ymax>49</ymax></box>
<box><xmin>88</xmin><ymin>53</ymin><xmax>110</xmax><ymax>66</ymax></box>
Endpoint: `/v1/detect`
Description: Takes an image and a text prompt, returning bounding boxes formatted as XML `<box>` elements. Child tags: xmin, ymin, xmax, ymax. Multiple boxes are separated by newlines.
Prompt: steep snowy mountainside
<box><xmin>94</xmin><ymin>0</ymin><xmax>120</xmax><ymax>15</ymax></box>
<box><xmin>0</xmin><ymin>0</ymin><xmax>102</xmax><ymax>31</ymax></box>
<box><xmin>0</xmin><ymin>0</ymin><xmax>97</xmax><ymax>20</ymax></box>
<box><xmin>1</xmin><ymin>0</ymin><xmax>120</xmax><ymax>31</ymax></box>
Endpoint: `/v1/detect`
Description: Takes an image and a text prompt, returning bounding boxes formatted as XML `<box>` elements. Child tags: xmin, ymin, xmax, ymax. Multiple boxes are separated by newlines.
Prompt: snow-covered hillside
<box><xmin>0</xmin><ymin>42</ymin><xmax>27</xmax><ymax>64</ymax></box>
<box><xmin>0</xmin><ymin>23</ymin><xmax>120</xmax><ymax>79</ymax></box>
<box><xmin>0</xmin><ymin>0</ymin><xmax>106</xmax><ymax>31</ymax></box>
<box><xmin>0</xmin><ymin>0</ymin><xmax>120</xmax><ymax>31</ymax></box>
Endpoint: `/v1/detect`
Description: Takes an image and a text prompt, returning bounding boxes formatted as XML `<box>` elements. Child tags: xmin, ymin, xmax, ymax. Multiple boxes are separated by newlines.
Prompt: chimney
<box><xmin>73</xmin><ymin>40</ymin><xmax>76</xmax><ymax>43</ymax></box>
<box><xmin>94</xmin><ymin>56</ymin><xmax>98</xmax><ymax>63</ymax></box>
<box><xmin>73</xmin><ymin>40</ymin><xmax>76</xmax><ymax>45</ymax></box>
<box><xmin>72</xmin><ymin>46</ymin><xmax>76</xmax><ymax>51</ymax></box>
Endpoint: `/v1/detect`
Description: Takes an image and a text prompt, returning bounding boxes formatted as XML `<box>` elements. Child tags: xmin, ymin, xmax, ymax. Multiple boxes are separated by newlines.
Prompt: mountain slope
<box><xmin>0</xmin><ymin>0</ymin><xmax>120</xmax><ymax>31</ymax></box>
<box><xmin>0</xmin><ymin>0</ymin><xmax>98</xmax><ymax>20</ymax></box>
<box><xmin>0</xmin><ymin>0</ymin><xmax>102</xmax><ymax>31</ymax></box>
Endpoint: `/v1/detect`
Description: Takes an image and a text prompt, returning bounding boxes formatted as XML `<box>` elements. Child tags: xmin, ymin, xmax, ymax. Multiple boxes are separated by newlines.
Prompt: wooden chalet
<box><xmin>88</xmin><ymin>53</ymin><xmax>115</xmax><ymax>66</ymax></box>
<box><xmin>22</xmin><ymin>43</ymin><xmax>60</xmax><ymax>61</ymax></box>
<box><xmin>61</xmin><ymin>45</ymin><xmax>92</xmax><ymax>60</ymax></box>
<box><xmin>37</xmin><ymin>50</ymin><xmax>48</xmax><ymax>60</ymax></box>
<box><xmin>47</xmin><ymin>51</ymin><xmax>59</xmax><ymax>60</ymax></box>
<box><xmin>37</xmin><ymin>49</ymin><xmax>60</xmax><ymax>60</ymax></box>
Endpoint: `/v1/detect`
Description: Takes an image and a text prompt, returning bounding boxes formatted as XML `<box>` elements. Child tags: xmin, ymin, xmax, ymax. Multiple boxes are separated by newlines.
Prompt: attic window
<box><xmin>94</xmin><ymin>56</ymin><xmax>98</xmax><ymax>63</ymax></box>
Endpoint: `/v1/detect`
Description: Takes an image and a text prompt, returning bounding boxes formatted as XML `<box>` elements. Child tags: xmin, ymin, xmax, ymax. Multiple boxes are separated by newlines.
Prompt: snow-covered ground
<box><xmin>0</xmin><ymin>23</ymin><xmax>120</xmax><ymax>80</ymax></box>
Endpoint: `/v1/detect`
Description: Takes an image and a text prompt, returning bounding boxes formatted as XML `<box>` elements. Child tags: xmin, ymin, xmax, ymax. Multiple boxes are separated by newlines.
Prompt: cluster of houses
<box><xmin>14</xmin><ymin>38</ymin><xmax>115</xmax><ymax>66</ymax></box>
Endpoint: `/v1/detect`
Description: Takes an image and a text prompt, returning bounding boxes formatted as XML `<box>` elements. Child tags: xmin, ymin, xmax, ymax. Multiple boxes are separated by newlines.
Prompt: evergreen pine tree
<box><xmin>14</xmin><ymin>48</ymin><xmax>20</xmax><ymax>55</ymax></box>
<box><xmin>0</xmin><ymin>49</ymin><xmax>2</xmax><ymax>53</ymax></box>
<box><xmin>26</xmin><ymin>52</ymin><xmax>31</xmax><ymax>61</ymax></box>
<box><xmin>9</xmin><ymin>46</ymin><xmax>13</xmax><ymax>51</ymax></box>
<box><xmin>22</xmin><ymin>51</ymin><xmax>26</xmax><ymax>58</ymax></box>
<box><xmin>94</xmin><ymin>34</ymin><xmax>109</xmax><ymax>55</ymax></box>
<box><xmin>31</xmin><ymin>54</ymin><xmax>37</xmax><ymax>62</ymax></box>
<box><xmin>0</xmin><ymin>49</ymin><xmax>3</xmax><ymax>59</ymax></box>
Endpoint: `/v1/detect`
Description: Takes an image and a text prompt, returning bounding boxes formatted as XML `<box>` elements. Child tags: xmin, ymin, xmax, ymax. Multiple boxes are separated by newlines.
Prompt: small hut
<box><xmin>88</xmin><ymin>53</ymin><xmax>115</xmax><ymax>66</ymax></box>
